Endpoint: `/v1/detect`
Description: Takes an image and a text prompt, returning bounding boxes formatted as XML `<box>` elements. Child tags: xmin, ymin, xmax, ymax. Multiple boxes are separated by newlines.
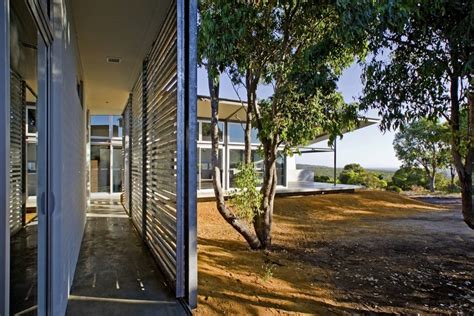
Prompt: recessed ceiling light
<box><xmin>107</xmin><ymin>57</ymin><xmax>121</xmax><ymax>64</ymax></box>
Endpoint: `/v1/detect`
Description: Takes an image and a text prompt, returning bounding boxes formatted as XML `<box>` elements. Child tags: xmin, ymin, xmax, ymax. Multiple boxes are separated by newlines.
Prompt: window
<box><xmin>198</xmin><ymin>148</ymin><xmax>223</xmax><ymax>190</ymax></box>
<box><xmin>91</xmin><ymin>115</ymin><xmax>110</xmax><ymax>137</ymax></box>
<box><xmin>90</xmin><ymin>145</ymin><xmax>111</xmax><ymax>192</ymax></box>
<box><xmin>228</xmin><ymin>149</ymin><xmax>264</xmax><ymax>187</ymax></box>
<box><xmin>112</xmin><ymin>147</ymin><xmax>123</xmax><ymax>192</ymax></box>
<box><xmin>112</xmin><ymin>115</ymin><xmax>122</xmax><ymax>138</ymax></box>
<box><xmin>228</xmin><ymin>149</ymin><xmax>285</xmax><ymax>187</ymax></box>
<box><xmin>26</xmin><ymin>106</ymin><xmax>37</xmax><ymax>135</ymax></box>
<box><xmin>200</xmin><ymin>121</ymin><xmax>224</xmax><ymax>142</ymax></box>
<box><xmin>228</xmin><ymin>122</ymin><xmax>259</xmax><ymax>143</ymax></box>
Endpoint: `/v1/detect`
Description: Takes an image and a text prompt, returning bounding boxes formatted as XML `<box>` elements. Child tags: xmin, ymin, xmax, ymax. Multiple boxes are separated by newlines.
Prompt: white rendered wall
<box><xmin>50</xmin><ymin>0</ymin><xmax>87</xmax><ymax>314</ymax></box>
<box><xmin>286</xmin><ymin>154</ymin><xmax>314</xmax><ymax>182</ymax></box>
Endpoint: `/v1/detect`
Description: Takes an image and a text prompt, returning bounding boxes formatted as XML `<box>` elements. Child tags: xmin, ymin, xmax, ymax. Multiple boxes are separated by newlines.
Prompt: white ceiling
<box><xmin>71</xmin><ymin>0</ymin><xmax>171</xmax><ymax>114</ymax></box>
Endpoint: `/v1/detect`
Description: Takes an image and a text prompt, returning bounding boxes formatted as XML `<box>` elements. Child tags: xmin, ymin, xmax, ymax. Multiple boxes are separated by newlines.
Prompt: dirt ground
<box><xmin>196</xmin><ymin>191</ymin><xmax>474</xmax><ymax>315</ymax></box>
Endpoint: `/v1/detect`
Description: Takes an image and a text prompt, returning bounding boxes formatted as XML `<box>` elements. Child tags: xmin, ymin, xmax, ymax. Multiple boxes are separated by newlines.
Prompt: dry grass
<box><xmin>196</xmin><ymin>190</ymin><xmax>446</xmax><ymax>315</ymax></box>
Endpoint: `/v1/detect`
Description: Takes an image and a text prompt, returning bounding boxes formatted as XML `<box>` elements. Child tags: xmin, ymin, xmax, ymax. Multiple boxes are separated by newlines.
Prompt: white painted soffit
<box><xmin>71</xmin><ymin>0</ymin><xmax>172</xmax><ymax>115</ymax></box>
<box><xmin>197</xmin><ymin>96</ymin><xmax>379</xmax><ymax>142</ymax></box>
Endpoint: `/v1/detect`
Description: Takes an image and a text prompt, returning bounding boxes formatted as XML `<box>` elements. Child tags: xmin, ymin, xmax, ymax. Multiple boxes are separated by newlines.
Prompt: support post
<box><xmin>0</xmin><ymin>0</ymin><xmax>10</xmax><ymax>314</ymax></box>
<box><xmin>184</xmin><ymin>0</ymin><xmax>198</xmax><ymax>308</ymax></box>
<box><xmin>333</xmin><ymin>138</ymin><xmax>337</xmax><ymax>187</ymax></box>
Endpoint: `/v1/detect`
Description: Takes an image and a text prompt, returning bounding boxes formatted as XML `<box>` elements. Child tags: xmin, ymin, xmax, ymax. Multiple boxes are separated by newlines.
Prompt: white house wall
<box><xmin>50</xmin><ymin>0</ymin><xmax>87</xmax><ymax>314</ymax></box>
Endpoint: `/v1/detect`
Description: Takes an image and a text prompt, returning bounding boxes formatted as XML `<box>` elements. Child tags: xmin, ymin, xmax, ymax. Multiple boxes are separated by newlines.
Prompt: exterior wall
<box><xmin>286</xmin><ymin>155</ymin><xmax>314</xmax><ymax>182</ymax></box>
<box><xmin>50</xmin><ymin>0</ymin><xmax>87</xmax><ymax>314</ymax></box>
<box><xmin>196</xmin><ymin>118</ymin><xmax>287</xmax><ymax>192</ymax></box>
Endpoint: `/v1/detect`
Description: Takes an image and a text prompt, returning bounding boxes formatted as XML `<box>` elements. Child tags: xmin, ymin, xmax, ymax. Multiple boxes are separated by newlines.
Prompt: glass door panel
<box><xmin>112</xmin><ymin>147</ymin><xmax>123</xmax><ymax>193</ymax></box>
<box><xmin>91</xmin><ymin>145</ymin><xmax>110</xmax><ymax>192</ymax></box>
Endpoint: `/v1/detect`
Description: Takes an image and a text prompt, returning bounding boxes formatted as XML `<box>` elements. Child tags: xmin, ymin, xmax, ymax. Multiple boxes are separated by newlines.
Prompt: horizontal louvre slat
<box><xmin>144</xmin><ymin>2</ymin><xmax>180</xmax><ymax>293</ymax></box>
<box><xmin>9</xmin><ymin>71</ymin><xmax>24</xmax><ymax>236</ymax></box>
<box><xmin>131</xmin><ymin>75</ymin><xmax>144</xmax><ymax>235</ymax></box>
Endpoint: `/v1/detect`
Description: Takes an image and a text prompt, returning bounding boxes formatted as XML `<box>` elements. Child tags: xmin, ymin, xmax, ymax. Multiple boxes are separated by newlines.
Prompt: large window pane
<box><xmin>228</xmin><ymin>123</ymin><xmax>244</xmax><ymax>143</ymax></box>
<box><xmin>91</xmin><ymin>115</ymin><xmax>110</xmax><ymax>137</ymax></box>
<box><xmin>228</xmin><ymin>122</ymin><xmax>259</xmax><ymax>144</ymax></box>
<box><xmin>112</xmin><ymin>147</ymin><xmax>123</xmax><ymax>192</ymax></box>
<box><xmin>201</xmin><ymin>121</ymin><xmax>223</xmax><ymax>142</ymax></box>
<box><xmin>276</xmin><ymin>151</ymin><xmax>286</xmax><ymax>186</ymax></box>
<box><xmin>91</xmin><ymin>145</ymin><xmax>110</xmax><ymax>192</ymax></box>
<box><xmin>112</xmin><ymin>115</ymin><xmax>122</xmax><ymax>138</ymax></box>
<box><xmin>198</xmin><ymin>148</ymin><xmax>222</xmax><ymax>190</ymax></box>
<box><xmin>26</xmin><ymin>107</ymin><xmax>37</xmax><ymax>135</ymax></box>
<box><xmin>229</xmin><ymin>149</ymin><xmax>284</xmax><ymax>187</ymax></box>
<box><xmin>26</xmin><ymin>142</ymin><xmax>37</xmax><ymax>196</ymax></box>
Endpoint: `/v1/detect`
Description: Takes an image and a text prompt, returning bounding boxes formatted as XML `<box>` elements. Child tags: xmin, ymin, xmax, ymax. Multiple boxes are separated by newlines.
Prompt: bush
<box><xmin>391</xmin><ymin>167</ymin><xmax>427</xmax><ymax>191</ymax></box>
<box><xmin>387</xmin><ymin>185</ymin><xmax>402</xmax><ymax>193</ymax></box>
<box><xmin>314</xmin><ymin>175</ymin><xmax>331</xmax><ymax>183</ymax></box>
<box><xmin>338</xmin><ymin>164</ymin><xmax>387</xmax><ymax>189</ymax></box>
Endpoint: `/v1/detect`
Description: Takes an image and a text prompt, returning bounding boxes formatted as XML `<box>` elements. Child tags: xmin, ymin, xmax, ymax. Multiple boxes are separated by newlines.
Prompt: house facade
<box><xmin>1</xmin><ymin>0</ymin><xmax>198</xmax><ymax>315</ymax></box>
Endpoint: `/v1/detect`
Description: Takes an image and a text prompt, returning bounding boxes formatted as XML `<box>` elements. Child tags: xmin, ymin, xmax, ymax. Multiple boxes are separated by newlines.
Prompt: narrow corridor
<box><xmin>66</xmin><ymin>199</ymin><xmax>187</xmax><ymax>315</ymax></box>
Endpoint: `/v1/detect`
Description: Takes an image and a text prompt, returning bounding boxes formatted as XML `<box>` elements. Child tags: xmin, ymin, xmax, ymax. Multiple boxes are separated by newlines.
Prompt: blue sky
<box><xmin>197</xmin><ymin>64</ymin><xmax>401</xmax><ymax>169</ymax></box>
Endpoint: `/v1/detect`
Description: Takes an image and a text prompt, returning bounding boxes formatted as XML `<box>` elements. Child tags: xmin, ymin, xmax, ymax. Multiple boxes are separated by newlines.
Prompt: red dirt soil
<box><xmin>196</xmin><ymin>191</ymin><xmax>474</xmax><ymax>315</ymax></box>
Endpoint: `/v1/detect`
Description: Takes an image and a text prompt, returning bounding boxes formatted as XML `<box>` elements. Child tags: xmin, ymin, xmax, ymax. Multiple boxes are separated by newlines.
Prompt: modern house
<box><xmin>1</xmin><ymin>0</ymin><xmax>376</xmax><ymax>315</ymax></box>
<box><xmin>1</xmin><ymin>0</ymin><xmax>197</xmax><ymax>315</ymax></box>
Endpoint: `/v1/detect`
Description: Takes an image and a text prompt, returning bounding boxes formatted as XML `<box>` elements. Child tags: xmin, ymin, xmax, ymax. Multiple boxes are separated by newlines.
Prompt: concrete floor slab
<box><xmin>66</xmin><ymin>201</ymin><xmax>187</xmax><ymax>315</ymax></box>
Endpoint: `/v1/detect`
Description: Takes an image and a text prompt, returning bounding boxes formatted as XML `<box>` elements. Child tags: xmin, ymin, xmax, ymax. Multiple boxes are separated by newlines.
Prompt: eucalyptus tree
<box><xmin>393</xmin><ymin>119</ymin><xmax>451</xmax><ymax>192</ymax></box>
<box><xmin>198</xmin><ymin>0</ymin><xmax>262</xmax><ymax>249</ymax></box>
<box><xmin>200</xmin><ymin>0</ymin><xmax>366</xmax><ymax>249</ymax></box>
<box><xmin>339</xmin><ymin>0</ymin><xmax>474</xmax><ymax>227</ymax></box>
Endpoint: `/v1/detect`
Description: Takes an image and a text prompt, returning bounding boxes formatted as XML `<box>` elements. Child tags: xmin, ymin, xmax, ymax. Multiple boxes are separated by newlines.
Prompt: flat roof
<box><xmin>197</xmin><ymin>95</ymin><xmax>379</xmax><ymax>145</ymax></box>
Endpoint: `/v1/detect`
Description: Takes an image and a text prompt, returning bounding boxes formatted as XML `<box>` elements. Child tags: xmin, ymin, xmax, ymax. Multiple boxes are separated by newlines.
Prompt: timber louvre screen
<box><xmin>122</xmin><ymin>98</ymin><xmax>132</xmax><ymax>215</ymax></box>
<box><xmin>143</xmin><ymin>2</ymin><xmax>185</xmax><ymax>296</ymax></box>
<box><xmin>126</xmin><ymin>0</ymin><xmax>196</xmax><ymax>302</ymax></box>
<box><xmin>9</xmin><ymin>71</ymin><xmax>24</xmax><ymax>236</ymax></box>
<box><xmin>131</xmin><ymin>77</ymin><xmax>144</xmax><ymax>235</ymax></box>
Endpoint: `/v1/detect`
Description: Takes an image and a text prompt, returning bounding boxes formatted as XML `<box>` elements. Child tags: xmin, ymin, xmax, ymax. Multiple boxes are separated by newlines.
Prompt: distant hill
<box><xmin>297</xmin><ymin>164</ymin><xmax>397</xmax><ymax>181</ymax></box>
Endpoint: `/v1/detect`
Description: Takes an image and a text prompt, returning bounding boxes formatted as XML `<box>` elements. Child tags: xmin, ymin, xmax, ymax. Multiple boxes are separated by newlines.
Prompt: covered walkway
<box><xmin>66</xmin><ymin>199</ymin><xmax>188</xmax><ymax>316</ymax></box>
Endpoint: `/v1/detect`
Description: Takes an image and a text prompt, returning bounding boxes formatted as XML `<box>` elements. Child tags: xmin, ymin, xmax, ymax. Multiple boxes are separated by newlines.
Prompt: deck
<box><xmin>197</xmin><ymin>181</ymin><xmax>361</xmax><ymax>201</ymax></box>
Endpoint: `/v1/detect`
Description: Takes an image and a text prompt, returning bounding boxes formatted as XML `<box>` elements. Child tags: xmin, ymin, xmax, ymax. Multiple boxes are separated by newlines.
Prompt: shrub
<box><xmin>391</xmin><ymin>167</ymin><xmax>427</xmax><ymax>191</ymax></box>
<box><xmin>230</xmin><ymin>163</ymin><xmax>262</xmax><ymax>222</ymax></box>
<box><xmin>338</xmin><ymin>164</ymin><xmax>387</xmax><ymax>189</ymax></box>
<box><xmin>314</xmin><ymin>175</ymin><xmax>331</xmax><ymax>183</ymax></box>
<box><xmin>387</xmin><ymin>185</ymin><xmax>402</xmax><ymax>193</ymax></box>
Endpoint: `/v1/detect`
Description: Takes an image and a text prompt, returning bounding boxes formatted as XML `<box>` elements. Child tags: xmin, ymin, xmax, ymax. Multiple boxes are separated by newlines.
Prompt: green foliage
<box><xmin>393</xmin><ymin>119</ymin><xmax>450</xmax><ymax>191</ymax></box>
<box><xmin>261</xmin><ymin>262</ymin><xmax>276</xmax><ymax>282</ymax></box>
<box><xmin>391</xmin><ymin>167</ymin><xmax>428</xmax><ymax>191</ymax></box>
<box><xmin>338</xmin><ymin>164</ymin><xmax>388</xmax><ymax>189</ymax></box>
<box><xmin>393</xmin><ymin>119</ymin><xmax>450</xmax><ymax>171</ymax></box>
<box><xmin>387</xmin><ymin>185</ymin><xmax>403</xmax><ymax>193</ymax></box>
<box><xmin>230</xmin><ymin>163</ymin><xmax>263</xmax><ymax>222</ymax></box>
<box><xmin>314</xmin><ymin>175</ymin><xmax>331</xmax><ymax>183</ymax></box>
<box><xmin>341</xmin><ymin>0</ymin><xmax>474</xmax><ymax>131</ymax></box>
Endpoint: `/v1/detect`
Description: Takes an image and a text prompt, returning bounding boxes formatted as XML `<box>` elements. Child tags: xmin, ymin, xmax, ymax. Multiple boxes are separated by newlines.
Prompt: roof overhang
<box><xmin>71</xmin><ymin>0</ymin><xmax>172</xmax><ymax>115</ymax></box>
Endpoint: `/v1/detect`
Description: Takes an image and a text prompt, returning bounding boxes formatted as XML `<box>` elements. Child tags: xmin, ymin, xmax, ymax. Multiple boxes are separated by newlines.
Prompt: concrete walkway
<box><xmin>66</xmin><ymin>200</ymin><xmax>187</xmax><ymax>316</ymax></box>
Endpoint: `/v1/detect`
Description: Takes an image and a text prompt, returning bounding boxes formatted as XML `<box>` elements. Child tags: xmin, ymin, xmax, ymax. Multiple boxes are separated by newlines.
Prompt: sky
<box><xmin>197</xmin><ymin>64</ymin><xmax>402</xmax><ymax>170</ymax></box>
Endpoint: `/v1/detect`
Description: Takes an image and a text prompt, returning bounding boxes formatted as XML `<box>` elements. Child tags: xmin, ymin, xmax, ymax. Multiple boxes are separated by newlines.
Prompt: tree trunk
<box><xmin>460</xmin><ymin>172</ymin><xmax>474</xmax><ymax>229</ymax></box>
<box><xmin>462</xmin><ymin>81</ymin><xmax>474</xmax><ymax>228</ymax></box>
<box><xmin>208</xmin><ymin>70</ymin><xmax>262</xmax><ymax>249</ymax></box>
<box><xmin>429</xmin><ymin>174</ymin><xmax>436</xmax><ymax>192</ymax></box>
<box><xmin>244</xmin><ymin>71</ymin><xmax>255</xmax><ymax>165</ymax></box>
<box><xmin>449</xmin><ymin>75</ymin><xmax>474</xmax><ymax>229</ymax></box>
<box><xmin>450</xmin><ymin>165</ymin><xmax>456</xmax><ymax>186</ymax></box>
<box><xmin>253</xmin><ymin>140</ymin><xmax>278</xmax><ymax>249</ymax></box>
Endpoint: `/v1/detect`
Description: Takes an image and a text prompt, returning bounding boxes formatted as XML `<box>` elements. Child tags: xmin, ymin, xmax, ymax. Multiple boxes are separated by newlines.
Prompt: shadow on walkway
<box><xmin>66</xmin><ymin>200</ymin><xmax>187</xmax><ymax>316</ymax></box>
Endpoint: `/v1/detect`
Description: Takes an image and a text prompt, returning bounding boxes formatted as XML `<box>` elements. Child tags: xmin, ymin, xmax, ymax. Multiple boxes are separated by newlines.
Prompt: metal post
<box><xmin>0</xmin><ymin>0</ymin><xmax>11</xmax><ymax>313</ymax></box>
<box><xmin>333</xmin><ymin>138</ymin><xmax>337</xmax><ymax>187</ymax></box>
<box><xmin>184</xmin><ymin>0</ymin><xmax>198</xmax><ymax>308</ymax></box>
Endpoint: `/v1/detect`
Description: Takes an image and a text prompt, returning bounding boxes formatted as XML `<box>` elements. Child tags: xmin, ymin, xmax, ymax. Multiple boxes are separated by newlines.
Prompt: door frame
<box><xmin>0</xmin><ymin>0</ymin><xmax>11</xmax><ymax>314</ymax></box>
